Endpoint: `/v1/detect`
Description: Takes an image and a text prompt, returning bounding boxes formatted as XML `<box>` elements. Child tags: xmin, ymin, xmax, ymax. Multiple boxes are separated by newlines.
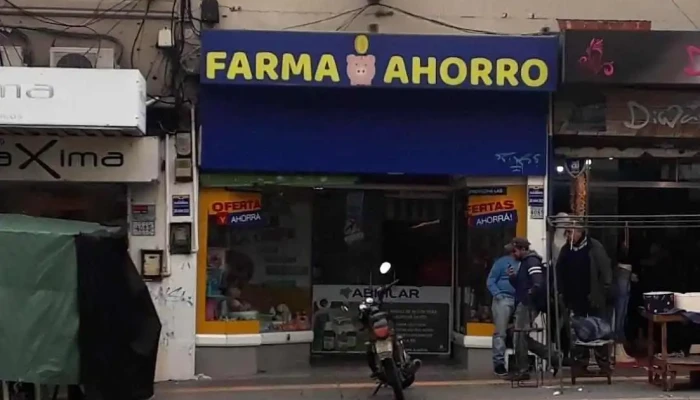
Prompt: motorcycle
<box><xmin>353</xmin><ymin>262</ymin><xmax>421</xmax><ymax>400</ymax></box>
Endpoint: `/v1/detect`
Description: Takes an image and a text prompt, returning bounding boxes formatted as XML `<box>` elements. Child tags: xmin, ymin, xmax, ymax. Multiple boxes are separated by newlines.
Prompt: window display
<box><xmin>456</xmin><ymin>186</ymin><xmax>527</xmax><ymax>335</ymax></box>
<box><xmin>310</xmin><ymin>190</ymin><xmax>452</xmax><ymax>354</ymax></box>
<box><xmin>202</xmin><ymin>189</ymin><xmax>312</xmax><ymax>333</ymax></box>
<box><xmin>197</xmin><ymin>185</ymin><xmax>454</xmax><ymax>347</ymax></box>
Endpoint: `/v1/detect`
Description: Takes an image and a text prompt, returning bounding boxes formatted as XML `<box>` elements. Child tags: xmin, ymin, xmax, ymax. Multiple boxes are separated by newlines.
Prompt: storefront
<box><xmin>554</xmin><ymin>30</ymin><xmax>700</xmax><ymax>356</ymax></box>
<box><xmin>197</xmin><ymin>30</ymin><xmax>557</xmax><ymax>376</ymax></box>
<box><xmin>0</xmin><ymin>67</ymin><xmax>198</xmax><ymax>381</ymax></box>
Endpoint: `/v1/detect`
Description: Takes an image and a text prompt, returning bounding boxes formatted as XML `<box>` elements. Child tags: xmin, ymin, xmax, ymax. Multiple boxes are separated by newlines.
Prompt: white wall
<box><xmin>128</xmin><ymin>138</ymin><xmax>197</xmax><ymax>382</ymax></box>
<box><xmin>206</xmin><ymin>0</ymin><xmax>700</xmax><ymax>33</ymax></box>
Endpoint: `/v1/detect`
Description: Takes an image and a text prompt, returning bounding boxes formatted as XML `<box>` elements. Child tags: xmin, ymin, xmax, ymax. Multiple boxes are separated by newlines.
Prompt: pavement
<box><xmin>155</xmin><ymin>365</ymin><xmax>700</xmax><ymax>400</ymax></box>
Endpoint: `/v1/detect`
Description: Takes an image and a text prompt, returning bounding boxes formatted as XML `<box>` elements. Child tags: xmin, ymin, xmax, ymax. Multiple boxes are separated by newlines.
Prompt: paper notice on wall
<box><xmin>528</xmin><ymin>186</ymin><xmax>544</xmax><ymax>220</ymax></box>
<box><xmin>131</xmin><ymin>203</ymin><xmax>156</xmax><ymax>236</ymax></box>
<box><xmin>344</xmin><ymin>191</ymin><xmax>364</xmax><ymax>245</ymax></box>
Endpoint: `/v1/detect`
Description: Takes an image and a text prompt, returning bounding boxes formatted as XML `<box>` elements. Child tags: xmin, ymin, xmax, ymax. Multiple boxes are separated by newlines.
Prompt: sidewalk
<box><xmin>156</xmin><ymin>372</ymin><xmax>700</xmax><ymax>400</ymax></box>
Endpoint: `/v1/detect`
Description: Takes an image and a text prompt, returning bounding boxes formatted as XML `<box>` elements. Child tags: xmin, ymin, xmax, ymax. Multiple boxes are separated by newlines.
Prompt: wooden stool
<box><xmin>571</xmin><ymin>339</ymin><xmax>613</xmax><ymax>385</ymax></box>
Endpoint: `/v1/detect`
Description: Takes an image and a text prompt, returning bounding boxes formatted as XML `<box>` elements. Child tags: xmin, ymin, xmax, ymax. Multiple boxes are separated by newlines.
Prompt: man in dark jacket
<box><xmin>556</xmin><ymin>225</ymin><xmax>613</xmax><ymax>373</ymax></box>
<box><xmin>507</xmin><ymin>237</ymin><xmax>559</xmax><ymax>381</ymax></box>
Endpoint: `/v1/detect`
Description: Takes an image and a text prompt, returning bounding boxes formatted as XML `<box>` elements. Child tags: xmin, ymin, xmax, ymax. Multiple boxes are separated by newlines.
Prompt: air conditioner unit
<box><xmin>0</xmin><ymin>46</ymin><xmax>24</xmax><ymax>66</ymax></box>
<box><xmin>49</xmin><ymin>47</ymin><xmax>116</xmax><ymax>69</ymax></box>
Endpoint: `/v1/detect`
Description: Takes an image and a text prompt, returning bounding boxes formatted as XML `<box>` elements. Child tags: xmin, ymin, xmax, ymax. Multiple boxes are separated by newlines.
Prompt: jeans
<box><xmin>514</xmin><ymin>302</ymin><xmax>559</xmax><ymax>373</ymax></box>
<box><xmin>614</xmin><ymin>268</ymin><xmax>631</xmax><ymax>341</ymax></box>
<box><xmin>491</xmin><ymin>294</ymin><xmax>515</xmax><ymax>368</ymax></box>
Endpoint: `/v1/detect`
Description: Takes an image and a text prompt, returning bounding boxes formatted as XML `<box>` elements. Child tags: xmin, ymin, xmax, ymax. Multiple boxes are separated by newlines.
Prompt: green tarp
<box><xmin>0</xmin><ymin>214</ymin><xmax>118</xmax><ymax>384</ymax></box>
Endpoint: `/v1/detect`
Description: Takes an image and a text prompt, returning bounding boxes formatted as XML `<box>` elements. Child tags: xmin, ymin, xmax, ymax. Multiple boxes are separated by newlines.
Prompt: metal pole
<box><xmin>551</xmin><ymin>237</ymin><xmax>564</xmax><ymax>390</ymax></box>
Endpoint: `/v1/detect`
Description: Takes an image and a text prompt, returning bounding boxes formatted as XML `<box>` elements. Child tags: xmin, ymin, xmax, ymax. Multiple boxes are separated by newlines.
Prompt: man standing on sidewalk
<box><xmin>557</xmin><ymin>225</ymin><xmax>613</xmax><ymax>374</ymax></box>
<box><xmin>507</xmin><ymin>237</ymin><xmax>560</xmax><ymax>381</ymax></box>
<box><xmin>486</xmin><ymin>244</ymin><xmax>517</xmax><ymax>377</ymax></box>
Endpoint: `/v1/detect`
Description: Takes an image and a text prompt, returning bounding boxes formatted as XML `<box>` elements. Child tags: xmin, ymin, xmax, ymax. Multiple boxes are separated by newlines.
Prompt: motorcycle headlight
<box><xmin>365</xmin><ymin>297</ymin><xmax>374</xmax><ymax>304</ymax></box>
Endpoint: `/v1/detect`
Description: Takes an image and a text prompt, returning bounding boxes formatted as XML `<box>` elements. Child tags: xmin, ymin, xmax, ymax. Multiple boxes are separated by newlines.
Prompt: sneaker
<box><xmin>494</xmin><ymin>365</ymin><xmax>508</xmax><ymax>377</ymax></box>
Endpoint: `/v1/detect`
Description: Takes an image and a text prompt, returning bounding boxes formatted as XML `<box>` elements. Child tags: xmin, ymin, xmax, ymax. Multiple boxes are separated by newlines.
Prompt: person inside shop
<box><xmin>486</xmin><ymin>243</ymin><xmax>517</xmax><ymax>377</ymax></box>
<box><xmin>216</xmin><ymin>249</ymin><xmax>256</xmax><ymax>320</ymax></box>
<box><xmin>556</xmin><ymin>223</ymin><xmax>613</xmax><ymax>375</ymax></box>
<box><xmin>507</xmin><ymin>237</ymin><xmax>560</xmax><ymax>381</ymax></box>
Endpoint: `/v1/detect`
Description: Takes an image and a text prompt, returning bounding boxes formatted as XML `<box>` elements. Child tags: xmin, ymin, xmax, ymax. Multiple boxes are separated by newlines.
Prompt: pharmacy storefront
<box><xmin>197</xmin><ymin>30</ymin><xmax>557</xmax><ymax>376</ymax></box>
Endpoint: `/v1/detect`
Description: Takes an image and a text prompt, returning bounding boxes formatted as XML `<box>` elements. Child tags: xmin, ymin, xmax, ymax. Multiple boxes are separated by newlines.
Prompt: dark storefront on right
<box><xmin>553</xmin><ymin>30</ymin><xmax>700</xmax><ymax>361</ymax></box>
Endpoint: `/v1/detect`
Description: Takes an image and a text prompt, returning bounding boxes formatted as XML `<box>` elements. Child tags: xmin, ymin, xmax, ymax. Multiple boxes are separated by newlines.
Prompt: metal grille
<box><xmin>548</xmin><ymin>213</ymin><xmax>700</xmax><ymax>229</ymax></box>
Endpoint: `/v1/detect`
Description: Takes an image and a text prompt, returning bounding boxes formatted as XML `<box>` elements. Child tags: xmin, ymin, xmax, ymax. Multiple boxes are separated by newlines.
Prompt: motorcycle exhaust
<box><xmin>408</xmin><ymin>359</ymin><xmax>422</xmax><ymax>374</ymax></box>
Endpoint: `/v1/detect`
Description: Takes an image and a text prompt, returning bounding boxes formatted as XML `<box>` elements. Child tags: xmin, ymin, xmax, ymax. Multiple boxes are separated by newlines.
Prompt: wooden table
<box><xmin>640</xmin><ymin>310</ymin><xmax>700</xmax><ymax>391</ymax></box>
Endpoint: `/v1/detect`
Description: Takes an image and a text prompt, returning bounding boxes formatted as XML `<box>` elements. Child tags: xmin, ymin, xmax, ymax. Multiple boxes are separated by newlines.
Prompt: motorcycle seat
<box><xmin>370</xmin><ymin>311</ymin><xmax>389</xmax><ymax>320</ymax></box>
<box><xmin>372</xmin><ymin>319</ymin><xmax>389</xmax><ymax>329</ymax></box>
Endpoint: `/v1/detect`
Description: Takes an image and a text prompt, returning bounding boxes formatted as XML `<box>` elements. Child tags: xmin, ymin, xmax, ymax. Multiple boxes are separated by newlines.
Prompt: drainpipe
<box><xmin>189</xmin><ymin>103</ymin><xmax>199</xmax><ymax>253</ymax></box>
<box><xmin>164</xmin><ymin>131</ymin><xmax>172</xmax><ymax>275</ymax></box>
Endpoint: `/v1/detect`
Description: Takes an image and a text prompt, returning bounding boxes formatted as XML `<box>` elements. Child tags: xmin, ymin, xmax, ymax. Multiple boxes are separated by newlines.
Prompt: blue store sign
<box><xmin>201</xmin><ymin>30</ymin><xmax>558</xmax><ymax>91</ymax></box>
<box><xmin>200</xmin><ymin>86</ymin><xmax>548</xmax><ymax>176</ymax></box>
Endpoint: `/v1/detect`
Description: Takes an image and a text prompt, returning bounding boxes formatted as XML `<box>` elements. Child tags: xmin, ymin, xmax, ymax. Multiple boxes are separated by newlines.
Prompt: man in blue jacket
<box><xmin>507</xmin><ymin>237</ymin><xmax>560</xmax><ymax>381</ymax></box>
<box><xmin>486</xmin><ymin>244</ymin><xmax>517</xmax><ymax>377</ymax></box>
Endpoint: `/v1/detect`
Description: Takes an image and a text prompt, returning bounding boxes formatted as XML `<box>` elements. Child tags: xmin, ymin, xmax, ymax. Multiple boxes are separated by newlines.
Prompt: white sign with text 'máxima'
<box><xmin>0</xmin><ymin>68</ymin><xmax>146</xmax><ymax>134</ymax></box>
<box><xmin>0</xmin><ymin>136</ymin><xmax>159</xmax><ymax>182</ymax></box>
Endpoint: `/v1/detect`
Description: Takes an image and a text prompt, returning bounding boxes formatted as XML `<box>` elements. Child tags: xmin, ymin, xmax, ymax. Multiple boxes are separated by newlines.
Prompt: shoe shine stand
<box><xmin>544</xmin><ymin>214</ymin><xmax>700</xmax><ymax>394</ymax></box>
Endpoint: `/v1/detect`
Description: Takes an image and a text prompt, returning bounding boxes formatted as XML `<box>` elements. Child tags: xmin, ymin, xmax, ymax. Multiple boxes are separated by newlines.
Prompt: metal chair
<box><xmin>510</xmin><ymin>313</ymin><xmax>547</xmax><ymax>388</ymax></box>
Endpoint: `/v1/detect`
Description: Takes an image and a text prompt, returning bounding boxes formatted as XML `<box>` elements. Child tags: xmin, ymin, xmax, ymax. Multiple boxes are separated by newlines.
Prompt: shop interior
<box><xmin>551</xmin><ymin>156</ymin><xmax>700</xmax><ymax>356</ymax></box>
<box><xmin>201</xmin><ymin>175</ymin><xmax>530</xmax><ymax>353</ymax></box>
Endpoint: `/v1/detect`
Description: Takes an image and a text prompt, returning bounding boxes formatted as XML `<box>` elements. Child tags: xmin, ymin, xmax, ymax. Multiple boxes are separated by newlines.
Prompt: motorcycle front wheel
<box><xmin>381</xmin><ymin>358</ymin><xmax>405</xmax><ymax>400</ymax></box>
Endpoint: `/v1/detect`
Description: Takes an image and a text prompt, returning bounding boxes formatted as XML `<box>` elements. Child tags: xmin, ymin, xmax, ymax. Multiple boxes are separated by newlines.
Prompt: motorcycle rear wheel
<box><xmin>381</xmin><ymin>359</ymin><xmax>405</xmax><ymax>400</ymax></box>
<box><xmin>402</xmin><ymin>373</ymin><xmax>415</xmax><ymax>389</ymax></box>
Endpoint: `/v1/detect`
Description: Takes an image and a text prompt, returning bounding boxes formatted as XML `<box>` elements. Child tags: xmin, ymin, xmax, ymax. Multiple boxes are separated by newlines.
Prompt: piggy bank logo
<box><xmin>346</xmin><ymin>35</ymin><xmax>376</xmax><ymax>86</ymax></box>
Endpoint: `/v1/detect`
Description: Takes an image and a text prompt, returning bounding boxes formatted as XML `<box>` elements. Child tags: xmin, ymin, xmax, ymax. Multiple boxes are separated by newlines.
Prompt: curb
<box><xmin>161</xmin><ymin>375</ymin><xmax>655</xmax><ymax>394</ymax></box>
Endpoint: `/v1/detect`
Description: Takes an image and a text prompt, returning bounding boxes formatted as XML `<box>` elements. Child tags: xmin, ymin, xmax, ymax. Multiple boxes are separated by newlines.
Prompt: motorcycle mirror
<box><xmin>379</xmin><ymin>262</ymin><xmax>392</xmax><ymax>275</ymax></box>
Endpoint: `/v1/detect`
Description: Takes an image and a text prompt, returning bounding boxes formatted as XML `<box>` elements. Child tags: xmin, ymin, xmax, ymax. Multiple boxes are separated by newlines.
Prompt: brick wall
<box><xmin>557</xmin><ymin>19</ymin><xmax>651</xmax><ymax>31</ymax></box>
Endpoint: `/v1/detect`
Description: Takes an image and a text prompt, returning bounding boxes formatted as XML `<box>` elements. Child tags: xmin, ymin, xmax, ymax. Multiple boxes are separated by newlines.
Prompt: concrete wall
<box><xmin>2</xmin><ymin>0</ymin><xmax>700</xmax><ymax>88</ymax></box>
<box><xmin>201</xmin><ymin>0</ymin><xmax>700</xmax><ymax>33</ymax></box>
<box><xmin>128</xmin><ymin>137</ymin><xmax>197</xmax><ymax>382</ymax></box>
<box><xmin>0</xmin><ymin>0</ymin><xmax>194</xmax><ymax>96</ymax></box>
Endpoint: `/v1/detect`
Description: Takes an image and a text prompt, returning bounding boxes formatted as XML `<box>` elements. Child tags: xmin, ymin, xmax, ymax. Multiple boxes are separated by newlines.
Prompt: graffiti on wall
<box><xmin>623</xmin><ymin>100</ymin><xmax>700</xmax><ymax>131</ymax></box>
<box><xmin>494</xmin><ymin>152</ymin><xmax>542</xmax><ymax>174</ymax></box>
<box><xmin>604</xmin><ymin>90</ymin><xmax>700</xmax><ymax>138</ymax></box>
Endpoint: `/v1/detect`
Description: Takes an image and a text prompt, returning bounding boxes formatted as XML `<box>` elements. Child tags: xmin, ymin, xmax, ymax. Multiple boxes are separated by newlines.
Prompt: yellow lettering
<box><xmin>315</xmin><ymin>54</ymin><xmax>340</xmax><ymax>82</ymax></box>
<box><xmin>470</xmin><ymin>58</ymin><xmax>493</xmax><ymax>86</ymax></box>
<box><xmin>520</xmin><ymin>59</ymin><xmax>548</xmax><ymax>88</ymax></box>
<box><xmin>438</xmin><ymin>57</ymin><xmax>467</xmax><ymax>86</ymax></box>
<box><xmin>496</xmin><ymin>58</ymin><xmax>519</xmax><ymax>87</ymax></box>
<box><xmin>226</xmin><ymin>52</ymin><xmax>253</xmax><ymax>80</ymax></box>
<box><xmin>411</xmin><ymin>57</ymin><xmax>437</xmax><ymax>85</ymax></box>
<box><xmin>205</xmin><ymin>51</ymin><xmax>227</xmax><ymax>79</ymax></box>
<box><xmin>255</xmin><ymin>52</ymin><xmax>279</xmax><ymax>80</ymax></box>
<box><xmin>281</xmin><ymin>53</ymin><xmax>312</xmax><ymax>81</ymax></box>
<box><xmin>384</xmin><ymin>56</ymin><xmax>409</xmax><ymax>84</ymax></box>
